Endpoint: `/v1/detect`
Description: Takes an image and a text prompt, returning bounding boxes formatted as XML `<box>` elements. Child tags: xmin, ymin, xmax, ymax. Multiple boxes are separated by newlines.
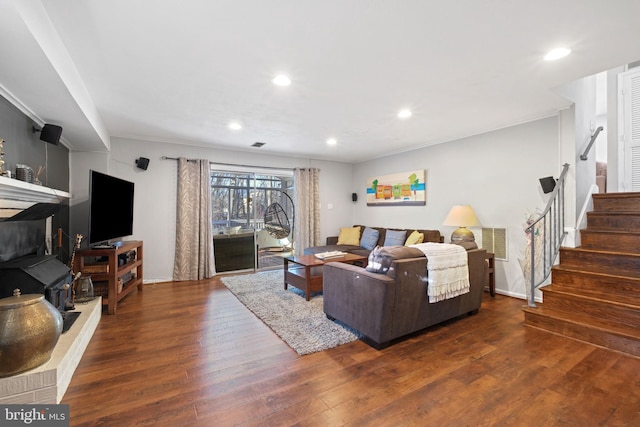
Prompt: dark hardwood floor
<box><xmin>62</xmin><ymin>276</ymin><xmax>640</xmax><ymax>426</ymax></box>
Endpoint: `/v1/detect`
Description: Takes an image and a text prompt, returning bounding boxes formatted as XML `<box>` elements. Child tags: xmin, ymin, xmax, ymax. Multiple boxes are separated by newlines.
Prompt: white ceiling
<box><xmin>1</xmin><ymin>0</ymin><xmax>640</xmax><ymax>163</ymax></box>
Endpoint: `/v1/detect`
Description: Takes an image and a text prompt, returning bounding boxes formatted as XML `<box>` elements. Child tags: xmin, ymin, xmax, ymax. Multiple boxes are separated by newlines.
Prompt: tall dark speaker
<box><xmin>539</xmin><ymin>176</ymin><xmax>556</xmax><ymax>194</ymax></box>
<box><xmin>352</xmin><ymin>192</ymin><xmax>357</xmax><ymax>202</ymax></box>
<box><xmin>40</xmin><ymin>124</ymin><xmax>63</xmax><ymax>145</ymax></box>
<box><xmin>135</xmin><ymin>157</ymin><xmax>150</xmax><ymax>170</ymax></box>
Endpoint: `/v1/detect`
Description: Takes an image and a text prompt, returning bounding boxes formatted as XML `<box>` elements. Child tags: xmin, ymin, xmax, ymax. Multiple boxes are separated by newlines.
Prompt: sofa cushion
<box><xmin>337</xmin><ymin>226</ymin><xmax>361</xmax><ymax>246</ymax></box>
<box><xmin>383</xmin><ymin>229</ymin><xmax>406</xmax><ymax>246</ymax></box>
<box><xmin>404</xmin><ymin>230</ymin><xmax>424</xmax><ymax>245</ymax></box>
<box><xmin>360</xmin><ymin>227</ymin><xmax>380</xmax><ymax>250</ymax></box>
<box><xmin>379</xmin><ymin>245</ymin><xmax>425</xmax><ymax>260</ymax></box>
<box><xmin>365</xmin><ymin>244</ymin><xmax>425</xmax><ymax>275</ymax></box>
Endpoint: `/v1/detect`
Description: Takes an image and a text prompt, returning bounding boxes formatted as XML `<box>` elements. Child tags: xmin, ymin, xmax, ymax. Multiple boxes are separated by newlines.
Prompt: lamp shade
<box><xmin>443</xmin><ymin>205</ymin><xmax>480</xmax><ymax>227</ymax></box>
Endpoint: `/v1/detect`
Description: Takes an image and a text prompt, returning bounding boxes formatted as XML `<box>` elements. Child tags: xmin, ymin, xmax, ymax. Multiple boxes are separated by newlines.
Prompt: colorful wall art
<box><xmin>366</xmin><ymin>169</ymin><xmax>426</xmax><ymax>206</ymax></box>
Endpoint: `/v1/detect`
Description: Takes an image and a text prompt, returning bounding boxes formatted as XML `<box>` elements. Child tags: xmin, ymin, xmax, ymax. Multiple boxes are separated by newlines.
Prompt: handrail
<box><xmin>526</xmin><ymin>163</ymin><xmax>570</xmax><ymax>307</ymax></box>
<box><xmin>579</xmin><ymin>126</ymin><xmax>604</xmax><ymax>161</ymax></box>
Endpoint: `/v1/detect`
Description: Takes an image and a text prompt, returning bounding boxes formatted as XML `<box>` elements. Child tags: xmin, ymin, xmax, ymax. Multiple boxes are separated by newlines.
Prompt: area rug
<box><xmin>220</xmin><ymin>270</ymin><xmax>359</xmax><ymax>355</ymax></box>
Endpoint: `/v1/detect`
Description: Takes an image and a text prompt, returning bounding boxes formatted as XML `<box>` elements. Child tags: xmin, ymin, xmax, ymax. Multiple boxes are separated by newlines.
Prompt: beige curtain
<box><xmin>293</xmin><ymin>168</ymin><xmax>321</xmax><ymax>256</ymax></box>
<box><xmin>173</xmin><ymin>158</ymin><xmax>215</xmax><ymax>280</ymax></box>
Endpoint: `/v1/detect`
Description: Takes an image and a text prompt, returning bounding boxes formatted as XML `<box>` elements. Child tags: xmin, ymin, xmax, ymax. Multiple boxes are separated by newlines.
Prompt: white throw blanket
<box><xmin>411</xmin><ymin>242</ymin><xmax>470</xmax><ymax>303</ymax></box>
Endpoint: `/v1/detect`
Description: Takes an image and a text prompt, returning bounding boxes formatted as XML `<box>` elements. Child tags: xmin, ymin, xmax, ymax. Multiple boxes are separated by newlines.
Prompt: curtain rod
<box><xmin>161</xmin><ymin>156</ymin><xmax>296</xmax><ymax>171</ymax></box>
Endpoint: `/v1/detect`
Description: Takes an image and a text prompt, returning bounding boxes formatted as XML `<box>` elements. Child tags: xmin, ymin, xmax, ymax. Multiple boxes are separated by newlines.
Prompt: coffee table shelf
<box><xmin>284</xmin><ymin>253</ymin><xmax>366</xmax><ymax>301</ymax></box>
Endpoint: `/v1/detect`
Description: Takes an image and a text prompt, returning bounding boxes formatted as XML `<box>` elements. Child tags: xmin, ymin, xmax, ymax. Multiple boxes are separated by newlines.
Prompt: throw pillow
<box><xmin>360</xmin><ymin>227</ymin><xmax>380</xmax><ymax>250</ymax></box>
<box><xmin>383</xmin><ymin>229</ymin><xmax>407</xmax><ymax>246</ymax></box>
<box><xmin>337</xmin><ymin>226</ymin><xmax>361</xmax><ymax>246</ymax></box>
<box><xmin>405</xmin><ymin>230</ymin><xmax>424</xmax><ymax>246</ymax></box>
<box><xmin>379</xmin><ymin>246</ymin><xmax>425</xmax><ymax>260</ymax></box>
<box><xmin>365</xmin><ymin>246</ymin><xmax>393</xmax><ymax>274</ymax></box>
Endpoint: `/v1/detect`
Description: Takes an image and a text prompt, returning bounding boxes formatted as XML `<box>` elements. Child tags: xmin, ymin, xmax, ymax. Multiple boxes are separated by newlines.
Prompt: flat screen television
<box><xmin>88</xmin><ymin>170</ymin><xmax>134</xmax><ymax>246</ymax></box>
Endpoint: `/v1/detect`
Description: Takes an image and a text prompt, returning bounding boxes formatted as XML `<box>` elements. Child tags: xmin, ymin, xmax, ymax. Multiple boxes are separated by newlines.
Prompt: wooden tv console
<box><xmin>74</xmin><ymin>241</ymin><xmax>143</xmax><ymax>314</ymax></box>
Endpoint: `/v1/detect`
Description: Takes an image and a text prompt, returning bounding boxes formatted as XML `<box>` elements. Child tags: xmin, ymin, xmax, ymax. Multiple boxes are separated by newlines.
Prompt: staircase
<box><xmin>523</xmin><ymin>192</ymin><xmax>640</xmax><ymax>358</ymax></box>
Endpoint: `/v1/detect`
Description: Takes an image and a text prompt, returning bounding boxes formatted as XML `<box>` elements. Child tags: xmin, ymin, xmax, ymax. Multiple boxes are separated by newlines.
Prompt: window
<box><xmin>210</xmin><ymin>168</ymin><xmax>294</xmax><ymax>271</ymax></box>
<box><xmin>210</xmin><ymin>170</ymin><xmax>293</xmax><ymax>232</ymax></box>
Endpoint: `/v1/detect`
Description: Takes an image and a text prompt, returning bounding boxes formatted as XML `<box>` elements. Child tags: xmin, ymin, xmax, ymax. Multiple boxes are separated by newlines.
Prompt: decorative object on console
<box><xmin>0</xmin><ymin>138</ymin><xmax>5</xmax><ymax>176</ymax></box>
<box><xmin>64</xmin><ymin>233</ymin><xmax>82</xmax><ymax>310</ymax></box>
<box><xmin>15</xmin><ymin>164</ymin><xmax>34</xmax><ymax>183</ymax></box>
<box><xmin>69</xmin><ymin>234</ymin><xmax>95</xmax><ymax>304</ymax></box>
<box><xmin>0</xmin><ymin>288</ymin><xmax>63</xmax><ymax>377</ymax></box>
<box><xmin>75</xmin><ymin>276</ymin><xmax>95</xmax><ymax>303</ymax></box>
<box><xmin>443</xmin><ymin>205</ymin><xmax>481</xmax><ymax>249</ymax></box>
<box><xmin>34</xmin><ymin>166</ymin><xmax>45</xmax><ymax>185</ymax></box>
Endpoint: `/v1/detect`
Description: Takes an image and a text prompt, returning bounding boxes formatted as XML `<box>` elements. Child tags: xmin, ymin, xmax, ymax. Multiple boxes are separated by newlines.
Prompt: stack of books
<box><xmin>314</xmin><ymin>251</ymin><xmax>346</xmax><ymax>260</ymax></box>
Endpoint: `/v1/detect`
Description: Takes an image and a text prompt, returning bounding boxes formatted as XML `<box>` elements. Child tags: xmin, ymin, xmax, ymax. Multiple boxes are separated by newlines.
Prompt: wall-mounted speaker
<box><xmin>36</xmin><ymin>124</ymin><xmax>63</xmax><ymax>145</ymax></box>
<box><xmin>352</xmin><ymin>192</ymin><xmax>357</xmax><ymax>202</ymax></box>
<box><xmin>539</xmin><ymin>176</ymin><xmax>556</xmax><ymax>194</ymax></box>
<box><xmin>136</xmin><ymin>157</ymin><xmax>150</xmax><ymax>170</ymax></box>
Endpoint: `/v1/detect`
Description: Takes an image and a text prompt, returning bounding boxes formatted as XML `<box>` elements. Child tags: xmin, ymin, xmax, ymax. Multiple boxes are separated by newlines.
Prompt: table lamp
<box><xmin>443</xmin><ymin>205</ymin><xmax>481</xmax><ymax>249</ymax></box>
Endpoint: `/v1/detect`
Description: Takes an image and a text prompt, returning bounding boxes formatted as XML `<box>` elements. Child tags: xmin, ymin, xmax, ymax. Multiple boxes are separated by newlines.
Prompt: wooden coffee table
<box><xmin>284</xmin><ymin>253</ymin><xmax>367</xmax><ymax>301</ymax></box>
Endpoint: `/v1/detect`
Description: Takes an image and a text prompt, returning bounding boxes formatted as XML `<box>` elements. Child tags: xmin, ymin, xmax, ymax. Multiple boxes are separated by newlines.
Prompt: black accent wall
<box><xmin>0</xmin><ymin>95</ymin><xmax>69</xmax><ymax>191</ymax></box>
<box><xmin>0</xmin><ymin>94</ymin><xmax>70</xmax><ymax>263</ymax></box>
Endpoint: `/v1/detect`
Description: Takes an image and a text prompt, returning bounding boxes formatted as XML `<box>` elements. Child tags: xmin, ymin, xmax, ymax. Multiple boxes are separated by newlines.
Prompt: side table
<box><xmin>486</xmin><ymin>252</ymin><xmax>495</xmax><ymax>296</ymax></box>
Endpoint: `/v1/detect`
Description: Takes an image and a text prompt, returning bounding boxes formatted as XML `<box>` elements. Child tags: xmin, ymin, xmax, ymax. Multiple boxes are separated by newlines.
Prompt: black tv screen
<box><xmin>88</xmin><ymin>170</ymin><xmax>134</xmax><ymax>245</ymax></box>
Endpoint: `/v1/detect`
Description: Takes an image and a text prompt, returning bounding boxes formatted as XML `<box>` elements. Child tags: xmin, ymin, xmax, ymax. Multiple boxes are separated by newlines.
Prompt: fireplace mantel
<box><xmin>0</xmin><ymin>176</ymin><xmax>70</xmax><ymax>205</ymax></box>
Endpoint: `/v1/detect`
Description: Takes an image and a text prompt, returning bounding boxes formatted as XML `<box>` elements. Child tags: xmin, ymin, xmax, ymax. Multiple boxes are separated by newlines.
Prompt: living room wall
<box><xmin>68</xmin><ymin>115</ymin><xmax>562</xmax><ymax>295</ymax></box>
<box><xmin>69</xmin><ymin>137</ymin><xmax>354</xmax><ymax>282</ymax></box>
<box><xmin>351</xmin><ymin>116</ymin><xmax>560</xmax><ymax>299</ymax></box>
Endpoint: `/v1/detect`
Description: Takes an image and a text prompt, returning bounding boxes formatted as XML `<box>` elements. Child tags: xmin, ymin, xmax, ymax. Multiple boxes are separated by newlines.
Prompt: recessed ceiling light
<box><xmin>228</xmin><ymin>122</ymin><xmax>242</xmax><ymax>130</ymax></box>
<box><xmin>326</xmin><ymin>138</ymin><xmax>337</xmax><ymax>146</ymax></box>
<box><xmin>544</xmin><ymin>47</ymin><xmax>571</xmax><ymax>61</ymax></box>
<box><xmin>398</xmin><ymin>109</ymin><xmax>412</xmax><ymax>119</ymax></box>
<box><xmin>273</xmin><ymin>74</ymin><xmax>291</xmax><ymax>86</ymax></box>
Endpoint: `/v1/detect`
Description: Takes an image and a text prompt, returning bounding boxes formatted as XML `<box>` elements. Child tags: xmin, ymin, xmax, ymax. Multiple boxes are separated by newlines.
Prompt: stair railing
<box><xmin>526</xmin><ymin>163</ymin><xmax>570</xmax><ymax>307</ymax></box>
<box><xmin>579</xmin><ymin>126</ymin><xmax>604</xmax><ymax>161</ymax></box>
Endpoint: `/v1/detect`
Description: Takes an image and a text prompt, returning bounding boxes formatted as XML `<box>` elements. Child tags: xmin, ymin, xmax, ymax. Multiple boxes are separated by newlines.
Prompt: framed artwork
<box><xmin>366</xmin><ymin>169</ymin><xmax>426</xmax><ymax>206</ymax></box>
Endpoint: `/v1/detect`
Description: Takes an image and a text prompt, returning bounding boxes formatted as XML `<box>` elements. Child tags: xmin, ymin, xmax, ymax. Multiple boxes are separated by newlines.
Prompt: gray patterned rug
<box><xmin>220</xmin><ymin>270</ymin><xmax>359</xmax><ymax>355</ymax></box>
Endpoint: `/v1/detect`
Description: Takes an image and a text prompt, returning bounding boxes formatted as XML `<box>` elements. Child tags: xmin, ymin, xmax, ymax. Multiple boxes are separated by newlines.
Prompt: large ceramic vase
<box><xmin>0</xmin><ymin>289</ymin><xmax>63</xmax><ymax>377</ymax></box>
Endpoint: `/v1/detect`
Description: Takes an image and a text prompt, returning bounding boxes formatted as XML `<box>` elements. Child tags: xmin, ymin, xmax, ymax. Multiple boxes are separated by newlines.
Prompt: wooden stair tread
<box><xmin>561</xmin><ymin>246</ymin><xmax>640</xmax><ymax>257</ymax></box>
<box><xmin>523</xmin><ymin>306</ymin><xmax>640</xmax><ymax>339</ymax></box>
<box><xmin>543</xmin><ymin>284</ymin><xmax>640</xmax><ymax>307</ymax></box>
<box><xmin>582</xmin><ymin>229</ymin><xmax>640</xmax><ymax>235</ymax></box>
<box><xmin>593</xmin><ymin>192</ymin><xmax>640</xmax><ymax>199</ymax></box>
<box><xmin>552</xmin><ymin>265</ymin><xmax>640</xmax><ymax>282</ymax></box>
<box><xmin>588</xmin><ymin>211</ymin><xmax>640</xmax><ymax>216</ymax></box>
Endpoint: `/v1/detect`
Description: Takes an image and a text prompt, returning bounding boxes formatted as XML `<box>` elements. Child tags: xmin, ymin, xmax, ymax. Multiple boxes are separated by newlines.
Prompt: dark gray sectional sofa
<box><xmin>322</xmin><ymin>247</ymin><xmax>488</xmax><ymax>349</ymax></box>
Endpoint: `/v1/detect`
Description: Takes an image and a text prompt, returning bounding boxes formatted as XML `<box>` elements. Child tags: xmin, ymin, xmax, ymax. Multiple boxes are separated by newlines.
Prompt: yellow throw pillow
<box><xmin>337</xmin><ymin>226</ymin><xmax>361</xmax><ymax>246</ymax></box>
<box><xmin>405</xmin><ymin>230</ymin><xmax>424</xmax><ymax>246</ymax></box>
